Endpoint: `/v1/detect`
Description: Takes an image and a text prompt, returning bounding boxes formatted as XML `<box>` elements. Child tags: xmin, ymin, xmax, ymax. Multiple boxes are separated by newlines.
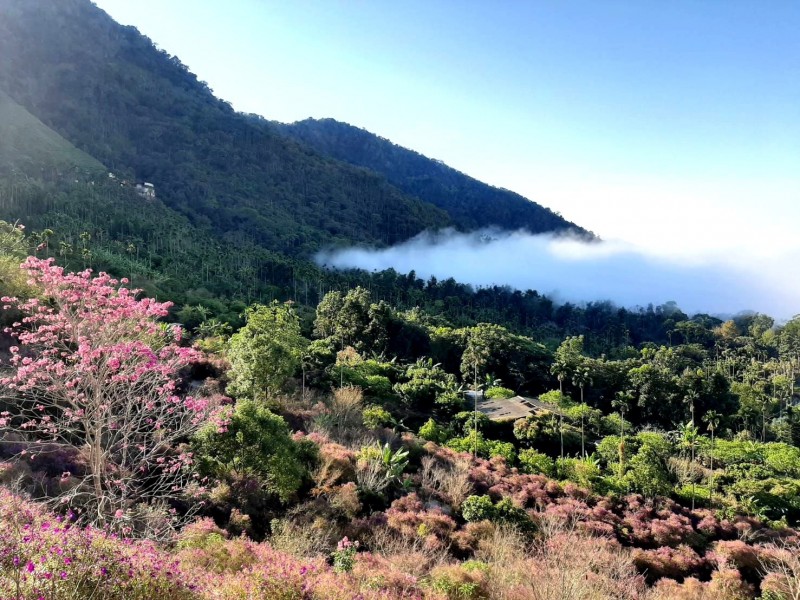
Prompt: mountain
<box><xmin>0</xmin><ymin>0</ymin><xmax>598</xmax><ymax>335</ymax></box>
<box><xmin>276</xmin><ymin>118</ymin><xmax>587</xmax><ymax>236</ymax></box>
<box><xmin>0</xmin><ymin>0</ymin><xmax>452</xmax><ymax>257</ymax></box>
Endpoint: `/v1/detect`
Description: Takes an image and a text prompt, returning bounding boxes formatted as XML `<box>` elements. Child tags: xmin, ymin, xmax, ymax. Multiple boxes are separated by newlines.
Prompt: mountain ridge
<box><xmin>276</xmin><ymin>117</ymin><xmax>589</xmax><ymax>238</ymax></box>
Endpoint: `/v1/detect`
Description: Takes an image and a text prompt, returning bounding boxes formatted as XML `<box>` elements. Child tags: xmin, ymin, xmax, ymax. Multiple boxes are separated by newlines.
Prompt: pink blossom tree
<box><xmin>0</xmin><ymin>257</ymin><xmax>218</xmax><ymax>529</ymax></box>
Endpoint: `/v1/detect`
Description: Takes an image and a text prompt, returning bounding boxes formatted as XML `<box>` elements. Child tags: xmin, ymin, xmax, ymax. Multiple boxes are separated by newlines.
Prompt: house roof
<box><xmin>475</xmin><ymin>394</ymin><xmax>565</xmax><ymax>421</ymax></box>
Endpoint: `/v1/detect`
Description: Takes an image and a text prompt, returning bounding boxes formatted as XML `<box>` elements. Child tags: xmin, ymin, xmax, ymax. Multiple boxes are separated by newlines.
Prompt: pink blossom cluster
<box><xmin>0</xmin><ymin>257</ymin><xmax>221</xmax><ymax>523</ymax></box>
<box><xmin>0</xmin><ymin>489</ymin><xmax>197</xmax><ymax>600</ymax></box>
<box><xmin>0</xmin><ymin>490</ymin><xmax>433</xmax><ymax>599</ymax></box>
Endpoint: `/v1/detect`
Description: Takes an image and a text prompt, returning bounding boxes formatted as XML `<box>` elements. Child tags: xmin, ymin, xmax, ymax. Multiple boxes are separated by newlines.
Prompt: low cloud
<box><xmin>316</xmin><ymin>229</ymin><xmax>800</xmax><ymax>318</ymax></box>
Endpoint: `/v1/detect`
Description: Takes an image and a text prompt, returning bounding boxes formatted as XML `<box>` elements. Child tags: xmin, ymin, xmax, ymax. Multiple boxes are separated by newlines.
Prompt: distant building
<box><xmin>475</xmin><ymin>394</ymin><xmax>564</xmax><ymax>422</ymax></box>
<box><xmin>135</xmin><ymin>182</ymin><xmax>156</xmax><ymax>199</ymax></box>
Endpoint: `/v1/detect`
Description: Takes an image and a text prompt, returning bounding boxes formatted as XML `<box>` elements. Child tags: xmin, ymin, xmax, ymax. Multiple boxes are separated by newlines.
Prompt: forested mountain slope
<box><xmin>0</xmin><ymin>0</ymin><xmax>674</xmax><ymax>350</ymax></box>
<box><xmin>277</xmin><ymin>118</ymin><xmax>588</xmax><ymax>236</ymax></box>
<box><xmin>0</xmin><ymin>0</ymin><xmax>452</xmax><ymax>255</ymax></box>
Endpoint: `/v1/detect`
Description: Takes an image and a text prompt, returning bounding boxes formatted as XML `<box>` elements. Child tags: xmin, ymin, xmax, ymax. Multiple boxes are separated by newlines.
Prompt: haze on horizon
<box><xmin>93</xmin><ymin>0</ymin><xmax>800</xmax><ymax>314</ymax></box>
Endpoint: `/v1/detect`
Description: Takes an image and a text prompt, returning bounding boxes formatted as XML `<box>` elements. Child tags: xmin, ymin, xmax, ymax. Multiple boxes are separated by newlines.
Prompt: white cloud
<box><xmin>316</xmin><ymin>228</ymin><xmax>800</xmax><ymax>319</ymax></box>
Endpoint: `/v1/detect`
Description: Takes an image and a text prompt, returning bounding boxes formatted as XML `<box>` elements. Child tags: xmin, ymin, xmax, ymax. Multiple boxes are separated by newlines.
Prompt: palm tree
<box><xmin>612</xmin><ymin>390</ymin><xmax>633</xmax><ymax>438</ymax></box>
<box><xmin>551</xmin><ymin>360</ymin><xmax>569</xmax><ymax>395</ymax></box>
<box><xmin>678</xmin><ymin>421</ymin><xmax>700</xmax><ymax>510</ymax></box>
<box><xmin>572</xmin><ymin>365</ymin><xmax>593</xmax><ymax>405</ymax></box>
<box><xmin>703</xmin><ymin>410</ymin><xmax>721</xmax><ymax>505</ymax></box>
<box><xmin>684</xmin><ymin>389</ymin><xmax>699</xmax><ymax>426</ymax></box>
<box><xmin>611</xmin><ymin>391</ymin><xmax>633</xmax><ymax>478</ymax></box>
<box><xmin>571</xmin><ymin>403</ymin><xmax>593</xmax><ymax>459</ymax></box>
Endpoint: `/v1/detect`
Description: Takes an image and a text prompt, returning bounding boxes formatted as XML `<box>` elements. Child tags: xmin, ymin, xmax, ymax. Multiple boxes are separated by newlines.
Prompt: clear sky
<box><xmin>93</xmin><ymin>0</ymin><xmax>800</xmax><ymax>263</ymax></box>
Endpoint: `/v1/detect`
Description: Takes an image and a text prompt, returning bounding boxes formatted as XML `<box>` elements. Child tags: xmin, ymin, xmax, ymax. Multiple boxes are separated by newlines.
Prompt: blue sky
<box><xmin>93</xmin><ymin>0</ymin><xmax>800</xmax><ymax>313</ymax></box>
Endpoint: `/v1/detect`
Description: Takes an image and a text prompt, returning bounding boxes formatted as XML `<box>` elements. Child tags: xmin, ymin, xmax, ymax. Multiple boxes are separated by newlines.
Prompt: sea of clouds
<box><xmin>316</xmin><ymin>228</ymin><xmax>800</xmax><ymax>319</ymax></box>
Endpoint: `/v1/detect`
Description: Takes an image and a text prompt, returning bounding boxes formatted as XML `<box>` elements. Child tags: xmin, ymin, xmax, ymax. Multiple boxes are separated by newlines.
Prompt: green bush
<box><xmin>519</xmin><ymin>448</ymin><xmax>555</xmax><ymax>476</ymax></box>
<box><xmin>485</xmin><ymin>386</ymin><xmax>515</xmax><ymax>400</ymax></box>
<box><xmin>194</xmin><ymin>400</ymin><xmax>308</xmax><ymax>502</ymax></box>
<box><xmin>555</xmin><ymin>457</ymin><xmax>601</xmax><ymax>489</ymax></box>
<box><xmin>362</xmin><ymin>405</ymin><xmax>394</xmax><ymax>429</ymax></box>
<box><xmin>461</xmin><ymin>495</ymin><xmax>496</xmax><ymax>522</ymax></box>
<box><xmin>461</xmin><ymin>495</ymin><xmax>532</xmax><ymax>530</ymax></box>
<box><xmin>419</xmin><ymin>418</ymin><xmax>448</xmax><ymax>444</ymax></box>
<box><xmin>445</xmin><ymin>432</ymin><xmax>516</xmax><ymax>462</ymax></box>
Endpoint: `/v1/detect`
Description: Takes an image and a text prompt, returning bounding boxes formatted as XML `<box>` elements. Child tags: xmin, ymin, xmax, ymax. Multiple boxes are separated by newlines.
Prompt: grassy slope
<box><xmin>0</xmin><ymin>90</ymin><xmax>105</xmax><ymax>176</ymax></box>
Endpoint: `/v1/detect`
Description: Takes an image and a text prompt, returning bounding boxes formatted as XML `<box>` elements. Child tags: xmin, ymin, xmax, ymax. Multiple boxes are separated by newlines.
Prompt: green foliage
<box><xmin>446</xmin><ymin>431</ymin><xmax>516</xmax><ymax>462</ymax></box>
<box><xmin>461</xmin><ymin>495</ymin><xmax>495</xmax><ymax>522</ymax></box>
<box><xmin>518</xmin><ymin>448</ymin><xmax>555</xmax><ymax>476</ymax></box>
<box><xmin>418</xmin><ymin>418</ymin><xmax>449</xmax><ymax>444</ymax></box>
<box><xmin>0</xmin><ymin>220</ymin><xmax>30</xmax><ymax>302</ymax></box>
<box><xmin>394</xmin><ymin>357</ymin><xmax>458</xmax><ymax>411</ymax></box>
<box><xmin>458</xmin><ymin>323</ymin><xmax>552</xmax><ymax>392</ymax></box>
<box><xmin>358</xmin><ymin>442</ymin><xmax>410</xmax><ymax>488</ymax></box>
<box><xmin>595</xmin><ymin>435</ymin><xmax>629</xmax><ymax>471</ymax></box>
<box><xmin>624</xmin><ymin>435</ymin><xmax>675</xmax><ymax>499</ymax></box>
<box><xmin>226</xmin><ymin>302</ymin><xmax>307</xmax><ymax>401</ymax></box>
<box><xmin>555</xmin><ymin>457</ymin><xmax>602</xmax><ymax>489</ymax></box>
<box><xmin>194</xmin><ymin>400</ymin><xmax>308</xmax><ymax>502</ymax></box>
<box><xmin>362</xmin><ymin>405</ymin><xmax>394</xmax><ymax>429</ymax></box>
<box><xmin>539</xmin><ymin>389</ymin><xmax>573</xmax><ymax>409</ymax></box>
<box><xmin>485</xmin><ymin>386</ymin><xmax>515</xmax><ymax>400</ymax></box>
<box><xmin>461</xmin><ymin>495</ymin><xmax>531</xmax><ymax>530</ymax></box>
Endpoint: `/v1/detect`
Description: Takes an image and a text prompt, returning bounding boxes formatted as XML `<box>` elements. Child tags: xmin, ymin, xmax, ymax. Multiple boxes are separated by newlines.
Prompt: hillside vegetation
<box><xmin>0</xmin><ymin>3</ymin><xmax>799</xmax><ymax>595</ymax></box>
<box><xmin>1</xmin><ymin>227</ymin><xmax>800</xmax><ymax>598</ymax></box>
<box><xmin>277</xmin><ymin>118</ymin><xmax>586</xmax><ymax>236</ymax></box>
<box><xmin>0</xmin><ymin>0</ymin><xmax>451</xmax><ymax>257</ymax></box>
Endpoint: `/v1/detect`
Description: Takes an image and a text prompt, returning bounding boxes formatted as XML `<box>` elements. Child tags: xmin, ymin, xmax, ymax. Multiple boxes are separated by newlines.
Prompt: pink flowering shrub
<box><xmin>647</xmin><ymin>569</ymin><xmax>753</xmax><ymax>600</ymax></box>
<box><xmin>0</xmin><ymin>489</ymin><xmax>197</xmax><ymax>599</ymax></box>
<box><xmin>386</xmin><ymin>493</ymin><xmax>457</xmax><ymax>549</ymax></box>
<box><xmin>632</xmin><ymin>544</ymin><xmax>707</xmax><ymax>581</ymax></box>
<box><xmin>419</xmin><ymin>440</ymin><xmax>797</xmax><ymax>588</ymax></box>
<box><xmin>0</xmin><ymin>258</ymin><xmax>220</xmax><ymax>528</ymax></box>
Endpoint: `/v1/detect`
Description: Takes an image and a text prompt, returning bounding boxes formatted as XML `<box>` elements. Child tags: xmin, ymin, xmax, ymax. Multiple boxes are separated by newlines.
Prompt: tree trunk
<box><xmin>709</xmin><ymin>429</ymin><xmax>715</xmax><ymax>505</ymax></box>
<box><xmin>581</xmin><ymin>414</ymin><xmax>585</xmax><ymax>458</ymax></box>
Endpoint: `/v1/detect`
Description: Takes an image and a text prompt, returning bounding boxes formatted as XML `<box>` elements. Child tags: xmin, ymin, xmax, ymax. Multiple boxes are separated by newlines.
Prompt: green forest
<box><xmin>2</xmin><ymin>221</ymin><xmax>800</xmax><ymax>598</ymax></box>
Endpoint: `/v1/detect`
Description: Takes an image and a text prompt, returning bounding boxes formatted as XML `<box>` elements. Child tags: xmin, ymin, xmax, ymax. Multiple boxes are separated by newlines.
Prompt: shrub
<box><xmin>631</xmin><ymin>545</ymin><xmax>706</xmax><ymax>580</ymax></box>
<box><xmin>419</xmin><ymin>418</ymin><xmax>448</xmax><ymax>444</ymax></box>
<box><xmin>485</xmin><ymin>387</ymin><xmax>515</xmax><ymax>400</ymax></box>
<box><xmin>555</xmin><ymin>457</ymin><xmax>601</xmax><ymax>489</ymax></box>
<box><xmin>331</xmin><ymin>536</ymin><xmax>359</xmax><ymax>573</ymax></box>
<box><xmin>194</xmin><ymin>399</ymin><xmax>307</xmax><ymax>502</ymax></box>
<box><xmin>355</xmin><ymin>443</ymin><xmax>409</xmax><ymax>495</ymax></box>
<box><xmin>462</xmin><ymin>495</ymin><xmax>496</xmax><ymax>523</ymax></box>
<box><xmin>461</xmin><ymin>495</ymin><xmax>531</xmax><ymax>531</ymax></box>
<box><xmin>362</xmin><ymin>405</ymin><xmax>394</xmax><ymax>429</ymax></box>
<box><xmin>519</xmin><ymin>448</ymin><xmax>555</xmax><ymax>476</ymax></box>
<box><xmin>446</xmin><ymin>432</ymin><xmax>516</xmax><ymax>462</ymax></box>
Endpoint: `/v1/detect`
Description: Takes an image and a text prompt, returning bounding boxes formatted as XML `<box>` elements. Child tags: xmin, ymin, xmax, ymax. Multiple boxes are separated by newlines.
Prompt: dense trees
<box><xmin>278</xmin><ymin>118</ymin><xmax>586</xmax><ymax>236</ymax></box>
<box><xmin>226</xmin><ymin>302</ymin><xmax>306</xmax><ymax>401</ymax></box>
<box><xmin>1</xmin><ymin>249</ymin><xmax>799</xmax><ymax>598</ymax></box>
